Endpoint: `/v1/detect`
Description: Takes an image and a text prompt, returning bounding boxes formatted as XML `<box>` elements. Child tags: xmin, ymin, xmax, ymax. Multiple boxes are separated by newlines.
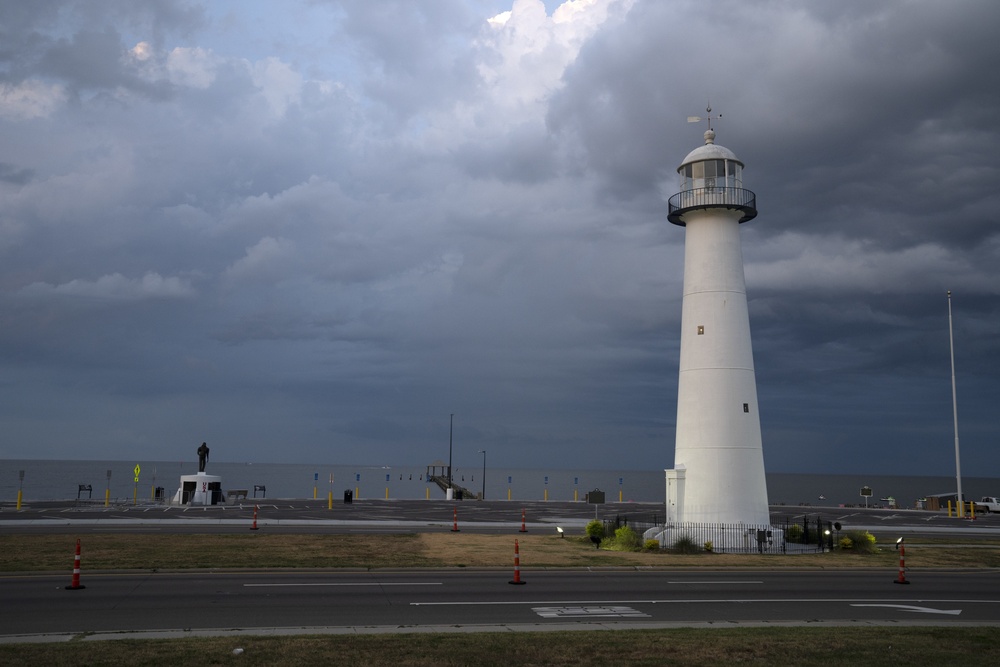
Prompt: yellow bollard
<box><xmin>105</xmin><ymin>488</ymin><xmax>110</xmax><ymax>507</ymax></box>
<box><xmin>313</xmin><ymin>485</ymin><xmax>317</xmax><ymax>500</ymax></box>
<box><xmin>574</xmin><ymin>489</ymin><xmax>578</xmax><ymax>502</ymax></box>
<box><xmin>385</xmin><ymin>487</ymin><xmax>389</xmax><ymax>500</ymax></box>
<box><xmin>355</xmin><ymin>486</ymin><xmax>359</xmax><ymax>499</ymax></box>
<box><xmin>16</xmin><ymin>490</ymin><xmax>22</xmax><ymax>510</ymax></box>
<box><xmin>947</xmin><ymin>500</ymin><xmax>953</xmax><ymax>517</ymax></box>
<box><xmin>425</xmin><ymin>487</ymin><xmax>430</xmax><ymax>500</ymax></box>
<box><xmin>619</xmin><ymin>489</ymin><xmax>623</xmax><ymax>502</ymax></box>
<box><xmin>544</xmin><ymin>488</ymin><xmax>548</xmax><ymax>501</ymax></box>
<box><xmin>328</xmin><ymin>491</ymin><xmax>333</xmax><ymax>510</ymax></box>
<box><xmin>507</xmin><ymin>487</ymin><xmax>511</xmax><ymax>501</ymax></box>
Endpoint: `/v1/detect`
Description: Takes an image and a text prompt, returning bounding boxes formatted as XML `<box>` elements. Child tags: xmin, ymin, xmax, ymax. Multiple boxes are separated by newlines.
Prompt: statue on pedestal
<box><xmin>197</xmin><ymin>442</ymin><xmax>210</xmax><ymax>472</ymax></box>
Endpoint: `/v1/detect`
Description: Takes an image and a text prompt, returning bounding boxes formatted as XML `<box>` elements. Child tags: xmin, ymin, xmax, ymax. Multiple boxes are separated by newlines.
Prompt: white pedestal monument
<box><xmin>172</xmin><ymin>472</ymin><xmax>225</xmax><ymax>506</ymax></box>
<box><xmin>171</xmin><ymin>442</ymin><xmax>224</xmax><ymax>505</ymax></box>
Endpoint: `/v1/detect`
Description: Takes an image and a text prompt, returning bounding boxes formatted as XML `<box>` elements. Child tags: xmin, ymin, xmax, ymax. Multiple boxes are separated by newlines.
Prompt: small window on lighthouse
<box><xmin>697</xmin><ymin>325</ymin><xmax>704</xmax><ymax>335</ymax></box>
<box><xmin>743</xmin><ymin>403</ymin><xmax>749</xmax><ymax>413</ymax></box>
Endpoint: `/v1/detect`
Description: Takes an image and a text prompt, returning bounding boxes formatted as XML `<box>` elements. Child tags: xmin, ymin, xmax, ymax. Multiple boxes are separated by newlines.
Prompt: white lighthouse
<box><xmin>664</xmin><ymin>125</ymin><xmax>770</xmax><ymax>526</ymax></box>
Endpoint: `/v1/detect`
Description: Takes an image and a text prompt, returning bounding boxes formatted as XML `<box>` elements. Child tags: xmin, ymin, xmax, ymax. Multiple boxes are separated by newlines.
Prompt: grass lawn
<box><xmin>2</xmin><ymin>531</ymin><xmax>999</xmax><ymax>571</ymax></box>
<box><xmin>2</xmin><ymin>627</ymin><xmax>999</xmax><ymax>666</ymax></box>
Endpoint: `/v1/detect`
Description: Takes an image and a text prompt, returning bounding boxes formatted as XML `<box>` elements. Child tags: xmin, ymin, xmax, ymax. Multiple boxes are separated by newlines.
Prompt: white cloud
<box><xmin>166</xmin><ymin>46</ymin><xmax>218</xmax><ymax>88</ymax></box>
<box><xmin>223</xmin><ymin>236</ymin><xmax>297</xmax><ymax>284</ymax></box>
<box><xmin>251</xmin><ymin>57</ymin><xmax>303</xmax><ymax>117</ymax></box>
<box><xmin>487</xmin><ymin>10</ymin><xmax>512</xmax><ymax>27</ymax></box>
<box><xmin>130</xmin><ymin>41</ymin><xmax>153</xmax><ymax>62</ymax></box>
<box><xmin>419</xmin><ymin>0</ymin><xmax>633</xmax><ymax>158</ymax></box>
<box><xmin>746</xmin><ymin>233</ymin><xmax>1000</xmax><ymax>295</ymax></box>
<box><xmin>19</xmin><ymin>272</ymin><xmax>195</xmax><ymax>302</ymax></box>
<box><xmin>0</xmin><ymin>80</ymin><xmax>66</xmax><ymax>120</ymax></box>
<box><xmin>477</xmin><ymin>0</ymin><xmax>633</xmax><ymax>111</ymax></box>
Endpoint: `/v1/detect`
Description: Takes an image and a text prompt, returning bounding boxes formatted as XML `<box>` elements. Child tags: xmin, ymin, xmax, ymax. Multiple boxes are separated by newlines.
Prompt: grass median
<box><xmin>2</xmin><ymin>627</ymin><xmax>999</xmax><ymax>666</ymax></box>
<box><xmin>2</xmin><ymin>532</ymin><xmax>999</xmax><ymax>571</ymax></box>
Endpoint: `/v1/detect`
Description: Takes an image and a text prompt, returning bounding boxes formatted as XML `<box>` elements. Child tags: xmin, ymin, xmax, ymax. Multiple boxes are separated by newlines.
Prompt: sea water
<box><xmin>3</xmin><ymin>459</ymin><xmax>997</xmax><ymax>509</ymax></box>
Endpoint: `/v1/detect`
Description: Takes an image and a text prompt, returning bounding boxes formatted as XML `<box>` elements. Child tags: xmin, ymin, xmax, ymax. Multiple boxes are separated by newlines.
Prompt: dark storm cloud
<box><xmin>0</xmin><ymin>0</ymin><xmax>997</xmax><ymax>479</ymax></box>
<box><xmin>334</xmin><ymin>0</ymin><xmax>482</xmax><ymax>120</ymax></box>
<box><xmin>542</xmin><ymin>0</ymin><xmax>1000</xmax><ymax>474</ymax></box>
<box><xmin>454</xmin><ymin>123</ymin><xmax>559</xmax><ymax>183</ymax></box>
<box><xmin>0</xmin><ymin>162</ymin><xmax>34</xmax><ymax>185</ymax></box>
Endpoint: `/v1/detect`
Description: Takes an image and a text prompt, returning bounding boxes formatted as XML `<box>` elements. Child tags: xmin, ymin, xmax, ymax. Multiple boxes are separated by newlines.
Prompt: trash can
<box><xmin>344</xmin><ymin>489</ymin><xmax>353</xmax><ymax>504</ymax></box>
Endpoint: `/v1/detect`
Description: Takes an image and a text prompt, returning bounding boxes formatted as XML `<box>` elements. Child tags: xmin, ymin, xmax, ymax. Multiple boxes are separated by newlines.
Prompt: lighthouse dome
<box><xmin>678</xmin><ymin>129</ymin><xmax>743</xmax><ymax>170</ymax></box>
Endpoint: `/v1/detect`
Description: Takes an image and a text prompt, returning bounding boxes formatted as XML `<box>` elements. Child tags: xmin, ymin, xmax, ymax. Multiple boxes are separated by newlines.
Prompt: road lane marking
<box><xmin>245</xmin><ymin>582</ymin><xmax>443</xmax><ymax>587</ymax></box>
<box><xmin>92</xmin><ymin>528</ymin><xmax>163</xmax><ymax>532</ymax></box>
<box><xmin>667</xmin><ymin>581</ymin><xmax>763</xmax><ymax>585</ymax></box>
<box><xmin>850</xmin><ymin>604</ymin><xmax>961</xmax><ymax>616</ymax></box>
<box><xmin>412</xmin><ymin>598</ymin><xmax>995</xmax><ymax>607</ymax></box>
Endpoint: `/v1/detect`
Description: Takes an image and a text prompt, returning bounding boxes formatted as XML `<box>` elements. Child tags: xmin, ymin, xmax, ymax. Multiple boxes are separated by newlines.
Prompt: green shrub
<box><xmin>839</xmin><ymin>537</ymin><xmax>853</xmax><ymax>550</ymax></box>
<box><xmin>607</xmin><ymin>526</ymin><xmax>641</xmax><ymax>551</ymax></box>
<box><xmin>585</xmin><ymin>520</ymin><xmax>605</xmax><ymax>540</ymax></box>
<box><xmin>671</xmin><ymin>534</ymin><xmax>701</xmax><ymax>554</ymax></box>
<box><xmin>844</xmin><ymin>530</ymin><xmax>877</xmax><ymax>554</ymax></box>
<box><xmin>785</xmin><ymin>524</ymin><xmax>803</xmax><ymax>543</ymax></box>
<box><xmin>643</xmin><ymin>539</ymin><xmax>661</xmax><ymax>551</ymax></box>
<box><xmin>703</xmin><ymin>540</ymin><xmax>713</xmax><ymax>553</ymax></box>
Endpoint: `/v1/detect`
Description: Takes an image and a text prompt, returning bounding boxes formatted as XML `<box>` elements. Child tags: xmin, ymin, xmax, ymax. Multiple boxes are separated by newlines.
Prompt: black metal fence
<box><xmin>646</xmin><ymin>521</ymin><xmax>786</xmax><ymax>554</ymax></box>
<box><xmin>604</xmin><ymin>513</ymin><xmax>839</xmax><ymax>555</ymax></box>
<box><xmin>603</xmin><ymin>513</ymin><xmax>662</xmax><ymax>540</ymax></box>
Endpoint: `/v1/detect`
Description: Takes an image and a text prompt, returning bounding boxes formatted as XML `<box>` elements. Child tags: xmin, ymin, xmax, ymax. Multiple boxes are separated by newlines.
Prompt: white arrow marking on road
<box><xmin>851</xmin><ymin>604</ymin><xmax>961</xmax><ymax>616</ymax></box>
<box><xmin>533</xmin><ymin>606</ymin><xmax>649</xmax><ymax>619</ymax></box>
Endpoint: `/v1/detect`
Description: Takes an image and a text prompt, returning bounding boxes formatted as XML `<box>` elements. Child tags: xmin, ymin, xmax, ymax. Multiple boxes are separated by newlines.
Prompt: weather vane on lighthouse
<box><xmin>687</xmin><ymin>103</ymin><xmax>722</xmax><ymax>133</ymax></box>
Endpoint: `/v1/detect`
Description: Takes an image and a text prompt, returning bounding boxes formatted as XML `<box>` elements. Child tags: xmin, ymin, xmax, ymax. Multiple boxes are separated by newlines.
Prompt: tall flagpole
<box><xmin>448</xmin><ymin>413</ymin><xmax>454</xmax><ymax>494</ymax></box>
<box><xmin>947</xmin><ymin>291</ymin><xmax>963</xmax><ymax>514</ymax></box>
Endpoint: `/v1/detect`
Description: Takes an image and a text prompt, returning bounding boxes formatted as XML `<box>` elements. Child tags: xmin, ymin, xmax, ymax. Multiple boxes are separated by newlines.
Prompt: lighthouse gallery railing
<box><xmin>668</xmin><ymin>186</ymin><xmax>757</xmax><ymax>224</ymax></box>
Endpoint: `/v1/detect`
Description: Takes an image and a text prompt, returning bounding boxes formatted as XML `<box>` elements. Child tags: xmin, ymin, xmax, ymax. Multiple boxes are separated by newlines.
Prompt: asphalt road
<box><xmin>3</xmin><ymin>499</ymin><xmax>1000</xmax><ymax>539</ymax></box>
<box><xmin>0</xmin><ymin>499</ymin><xmax>609</xmax><ymax>534</ymax></box>
<box><xmin>3</xmin><ymin>500</ymin><xmax>999</xmax><ymax>641</ymax></box>
<box><xmin>2</xmin><ymin>568</ymin><xmax>999</xmax><ymax>642</ymax></box>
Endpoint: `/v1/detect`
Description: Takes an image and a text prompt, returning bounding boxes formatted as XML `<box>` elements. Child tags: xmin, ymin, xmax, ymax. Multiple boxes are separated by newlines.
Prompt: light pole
<box><xmin>478</xmin><ymin>450</ymin><xmax>486</xmax><ymax>500</ymax></box>
<box><xmin>448</xmin><ymin>414</ymin><xmax>454</xmax><ymax>495</ymax></box>
<box><xmin>948</xmin><ymin>291</ymin><xmax>963</xmax><ymax>515</ymax></box>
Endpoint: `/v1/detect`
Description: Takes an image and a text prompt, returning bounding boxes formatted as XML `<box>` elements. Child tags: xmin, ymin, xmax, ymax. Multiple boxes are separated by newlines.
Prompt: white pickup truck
<box><xmin>974</xmin><ymin>497</ymin><xmax>1000</xmax><ymax>513</ymax></box>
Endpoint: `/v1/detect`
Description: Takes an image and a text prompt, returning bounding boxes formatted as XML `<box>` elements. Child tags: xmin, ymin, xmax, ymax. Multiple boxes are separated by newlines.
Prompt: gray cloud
<box><xmin>0</xmin><ymin>162</ymin><xmax>34</xmax><ymax>185</ymax></box>
<box><xmin>0</xmin><ymin>0</ymin><xmax>997</xmax><ymax>479</ymax></box>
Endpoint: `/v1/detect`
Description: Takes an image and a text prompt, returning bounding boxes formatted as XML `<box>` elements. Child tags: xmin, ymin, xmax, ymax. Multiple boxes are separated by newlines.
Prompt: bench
<box><xmin>227</xmin><ymin>489</ymin><xmax>249</xmax><ymax>501</ymax></box>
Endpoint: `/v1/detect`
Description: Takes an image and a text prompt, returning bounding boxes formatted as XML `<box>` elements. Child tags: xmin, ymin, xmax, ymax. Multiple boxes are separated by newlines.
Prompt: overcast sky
<box><xmin>1</xmin><ymin>0</ymin><xmax>998</xmax><ymax>479</ymax></box>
